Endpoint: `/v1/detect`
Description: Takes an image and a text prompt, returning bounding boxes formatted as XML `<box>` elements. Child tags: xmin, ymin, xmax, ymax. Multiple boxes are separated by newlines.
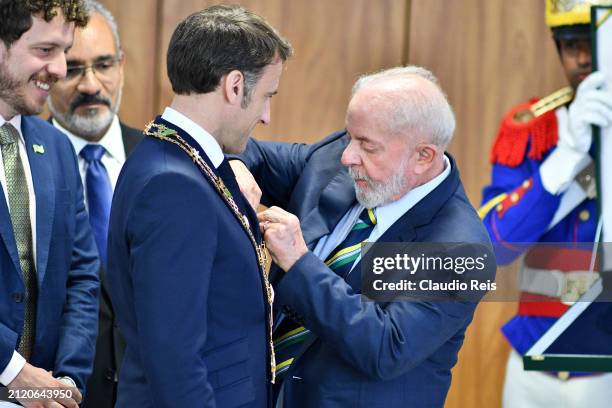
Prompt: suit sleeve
<box><xmin>125</xmin><ymin>173</ymin><xmax>217</xmax><ymax>408</ymax></box>
<box><xmin>275</xmin><ymin>252</ymin><xmax>477</xmax><ymax>381</ymax></box>
<box><xmin>238</xmin><ymin>138</ymin><xmax>311</xmax><ymax>208</ymax></box>
<box><xmin>0</xmin><ymin>320</ymin><xmax>20</xmax><ymax>378</ymax></box>
<box><xmin>53</xmin><ymin>142</ymin><xmax>100</xmax><ymax>392</ymax></box>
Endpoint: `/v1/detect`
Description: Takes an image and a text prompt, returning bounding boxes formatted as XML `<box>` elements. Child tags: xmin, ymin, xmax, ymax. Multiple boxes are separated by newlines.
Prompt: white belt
<box><xmin>519</xmin><ymin>266</ymin><xmax>599</xmax><ymax>303</ymax></box>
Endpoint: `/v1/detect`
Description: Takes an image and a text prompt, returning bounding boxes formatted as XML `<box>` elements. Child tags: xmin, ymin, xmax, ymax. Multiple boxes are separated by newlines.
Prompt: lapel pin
<box><xmin>32</xmin><ymin>144</ymin><xmax>45</xmax><ymax>154</ymax></box>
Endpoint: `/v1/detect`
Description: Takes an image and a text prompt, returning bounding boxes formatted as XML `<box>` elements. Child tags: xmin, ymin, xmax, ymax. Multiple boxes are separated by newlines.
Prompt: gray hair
<box><xmin>352</xmin><ymin>66</ymin><xmax>456</xmax><ymax>148</ymax></box>
<box><xmin>83</xmin><ymin>0</ymin><xmax>122</xmax><ymax>53</ymax></box>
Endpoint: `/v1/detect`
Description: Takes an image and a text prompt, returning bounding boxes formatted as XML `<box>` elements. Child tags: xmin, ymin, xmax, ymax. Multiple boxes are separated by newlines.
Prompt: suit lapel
<box><xmin>300</xmin><ymin>169</ymin><xmax>355</xmax><ymax>247</ymax></box>
<box><xmin>154</xmin><ymin>118</ymin><xmax>260</xmax><ymax>249</ymax></box>
<box><xmin>120</xmin><ymin>122</ymin><xmax>143</xmax><ymax>156</ymax></box>
<box><xmin>0</xmin><ymin>182</ymin><xmax>21</xmax><ymax>276</ymax></box>
<box><xmin>22</xmin><ymin>117</ymin><xmax>55</xmax><ymax>284</ymax></box>
<box><xmin>287</xmin><ymin>210</ymin><xmax>422</xmax><ymax>372</ymax></box>
<box><xmin>345</xmin><ymin>219</ymin><xmax>418</xmax><ymax>291</ymax></box>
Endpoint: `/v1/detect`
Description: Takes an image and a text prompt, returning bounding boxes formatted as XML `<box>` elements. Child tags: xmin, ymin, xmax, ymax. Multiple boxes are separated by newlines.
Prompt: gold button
<box><xmin>510</xmin><ymin>193</ymin><xmax>520</xmax><ymax>203</ymax></box>
<box><xmin>522</xmin><ymin>179</ymin><xmax>531</xmax><ymax>189</ymax></box>
<box><xmin>579</xmin><ymin>210</ymin><xmax>590</xmax><ymax>222</ymax></box>
<box><xmin>496</xmin><ymin>204</ymin><xmax>503</xmax><ymax>212</ymax></box>
<box><xmin>557</xmin><ymin>371</ymin><xmax>570</xmax><ymax>381</ymax></box>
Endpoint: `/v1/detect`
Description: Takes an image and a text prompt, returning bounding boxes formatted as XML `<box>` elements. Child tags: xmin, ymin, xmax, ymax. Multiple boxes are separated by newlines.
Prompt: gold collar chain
<box><xmin>144</xmin><ymin>121</ymin><xmax>276</xmax><ymax>383</ymax></box>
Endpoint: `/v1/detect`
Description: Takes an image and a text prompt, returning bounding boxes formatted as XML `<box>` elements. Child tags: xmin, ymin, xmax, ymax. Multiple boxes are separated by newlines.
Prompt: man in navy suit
<box><xmin>234</xmin><ymin>66</ymin><xmax>494</xmax><ymax>407</ymax></box>
<box><xmin>47</xmin><ymin>2</ymin><xmax>142</xmax><ymax>406</ymax></box>
<box><xmin>107</xmin><ymin>5</ymin><xmax>292</xmax><ymax>407</ymax></box>
<box><xmin>0</xmin><ymin>1</ymin><xmax>99</xmax><ymax>407</ymax></box>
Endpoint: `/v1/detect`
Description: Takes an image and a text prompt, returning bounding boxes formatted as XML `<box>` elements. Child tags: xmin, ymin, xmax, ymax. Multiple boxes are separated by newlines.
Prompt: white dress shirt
<box><xmin>161</xmin><ymin>107</ymin><xmax>224</xmax><ymax>168</ymax></box>
<box><xmin>0</xmin><ymin>114</ymin><xmax>37</xmax><ymax>386</ymax></box>
<box><xmin>52</xmin><ymin>115</ymin><xmax>126</xmax><ymax>193</ymax></box>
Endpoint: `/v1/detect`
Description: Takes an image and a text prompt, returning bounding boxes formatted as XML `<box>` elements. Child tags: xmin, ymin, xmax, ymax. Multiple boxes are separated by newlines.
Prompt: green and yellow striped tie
<box><xmin>273</xmin><ymin>207</ymin><xmax>376</xmax><ymax>380</ymax></box>
<box><xmin>0</xmin><ymin>123</ymin><xmax>37</xmax><ymax>360</ymax></box>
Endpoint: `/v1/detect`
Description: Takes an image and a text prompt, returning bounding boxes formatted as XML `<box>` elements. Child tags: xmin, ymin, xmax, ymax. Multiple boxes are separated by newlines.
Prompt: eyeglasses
<box><xmin>64</xmin><ymin>58</ymin><xmax>121</xmax><ymax>82</ymax></box>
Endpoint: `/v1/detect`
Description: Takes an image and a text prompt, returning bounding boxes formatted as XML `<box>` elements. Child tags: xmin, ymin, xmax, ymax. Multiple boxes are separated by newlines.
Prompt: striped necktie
<box><xmin>0</xmin><ymin>123</ymin><xmax>37</xmax><ymax>360</ymax></box>
<box><xmin>273</xmin><ymin>207</ymin><xmax>377</xmax><ymax>380</ymax></box>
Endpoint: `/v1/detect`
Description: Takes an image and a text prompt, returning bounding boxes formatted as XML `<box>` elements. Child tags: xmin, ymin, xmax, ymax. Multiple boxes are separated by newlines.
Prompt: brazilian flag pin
<box><xmin>32</xmin><ymin>144</ymin><xmax>45</xmax><ymax>154</ymax></box>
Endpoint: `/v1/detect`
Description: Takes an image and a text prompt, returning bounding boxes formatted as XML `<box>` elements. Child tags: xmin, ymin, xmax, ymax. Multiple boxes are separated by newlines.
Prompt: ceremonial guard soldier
<box><xmin>480</xmin><ymin>1</ymin><xmax>612</xmax><ymax>406</ymax></box>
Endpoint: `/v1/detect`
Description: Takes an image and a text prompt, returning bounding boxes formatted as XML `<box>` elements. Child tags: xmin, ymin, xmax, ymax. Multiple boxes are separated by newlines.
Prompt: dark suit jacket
<box><xmin>83</xmin><ymin>122</ymin><xmax>142</xmax><ymax>408</ymax></box>
<box><xmin>240</xmin><ymin>131</ymin><xmax>494</xmax><ymax>408</ymax></box>
<box><xmin>107</xmin><ymin>116</ymin><xmax>272</xmax><ymax>407</ymax></box>
<box><xmin>0</xmin><ymin>115</ymin><xmax>99</xmax><ymax>391</ymax></box>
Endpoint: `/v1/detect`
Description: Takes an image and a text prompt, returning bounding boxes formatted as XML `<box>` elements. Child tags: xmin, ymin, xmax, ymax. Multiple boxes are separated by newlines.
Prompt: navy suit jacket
<box><xmin>107</xmin><ymin>116</ymin><xmax>271</xmax><ymax>408</ymax></box>
<box><xmin>0</xmin><ymin>115</ymin><xmax>99</xmax><ymax>391</ymax></box>
<box><xmin>240</xmin><ymin>131</ymin><xmax>494</xmax><ymax>408</ymax></box>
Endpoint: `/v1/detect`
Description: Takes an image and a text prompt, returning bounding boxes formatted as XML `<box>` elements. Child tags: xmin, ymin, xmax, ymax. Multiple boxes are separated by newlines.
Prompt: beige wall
<box><xmin>97</xmin><ymin>1</ymin><xmax>568</xmax><ymax>406</ymax></box>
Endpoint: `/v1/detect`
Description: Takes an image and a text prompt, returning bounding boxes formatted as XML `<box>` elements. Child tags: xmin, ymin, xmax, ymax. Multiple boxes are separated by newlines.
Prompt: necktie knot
<box><xmin>0</xmin><ymin>123</ymin><xmax>20</xmax><ymax>146</ymax></box>
<box><xmin>360</xmin><ymin>208</ymin><xmax>377</xmax><ymax>228</ymax></box>
<box><xmin>80</xmin><ymin>144</ymin><xmax>106</xmax><ymax>162</ymax></box>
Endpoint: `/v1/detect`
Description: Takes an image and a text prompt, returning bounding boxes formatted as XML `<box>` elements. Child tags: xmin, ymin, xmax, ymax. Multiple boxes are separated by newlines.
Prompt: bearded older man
<box><xmin>231</xmin><ymin>66</ymin><xmax>493</xmax><ymax>408</ymax></box>
<box><xmin>46</xmin><ymin>2</ymin><xmax>141</xmax><ymax>407</ymax></box>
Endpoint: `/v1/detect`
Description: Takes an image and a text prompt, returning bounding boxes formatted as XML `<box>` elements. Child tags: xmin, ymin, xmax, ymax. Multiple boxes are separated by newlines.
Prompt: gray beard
<box><xmin>48</xmin><ymin>88</ymin><xmax>122</xmax><ymax>140</ymax></box>
<box><xmin>66</xmin><ymin>108</ymin><xmax>115</xmax><ymax>138</ymax></box>
<box><xmin>348</xmin><ymin>163</ymin><xmax>408</xmax><ymax>208</ymax></box>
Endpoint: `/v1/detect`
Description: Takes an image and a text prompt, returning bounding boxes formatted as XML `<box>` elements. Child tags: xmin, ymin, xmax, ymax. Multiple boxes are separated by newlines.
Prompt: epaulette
<box><xmin>490</xmin><ymin>87</ymin><xmax>574</xmax><ymax>167</ymax></box>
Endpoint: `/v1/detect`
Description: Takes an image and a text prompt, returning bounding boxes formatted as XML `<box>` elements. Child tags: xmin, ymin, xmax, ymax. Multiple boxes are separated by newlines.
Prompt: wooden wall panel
<box><xmin>101</xmin><ymin>0</ymin><xmax>159</xmax><ymax>130</ymax></box>
<box><xmin>408</xmin><ymin>2</ymin><xmax>567</xmax><ymax>407</ymax></box>
<box><xmin>155</xmin><ymin>0</ymin><xmax>407</xmax><ymax>143</ymax></box>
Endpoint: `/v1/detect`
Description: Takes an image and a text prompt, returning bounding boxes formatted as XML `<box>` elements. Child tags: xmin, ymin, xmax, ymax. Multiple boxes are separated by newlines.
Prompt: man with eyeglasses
<box><xmin>47</xmin><ymin>2</ymin><xmax>141</xmax><ymax>407</ymax></box>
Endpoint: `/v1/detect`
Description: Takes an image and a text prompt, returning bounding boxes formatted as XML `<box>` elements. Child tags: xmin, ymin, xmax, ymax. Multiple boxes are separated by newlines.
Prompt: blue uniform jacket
<box><xmin>481</xmin><ymin>111</ymin><xmax>598</xmax><ymax>354</ymax></box>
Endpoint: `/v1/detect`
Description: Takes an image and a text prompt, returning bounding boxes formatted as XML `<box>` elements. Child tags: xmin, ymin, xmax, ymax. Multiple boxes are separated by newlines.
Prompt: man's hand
<box><xmin>566</xmin><ymin>71</ymin><xmax>612</xmax><ymax>153</ymax></box>
<box><xmin>7</xmin><ymin>363</ymin><xmax>81</xmax><ymax>408</ymax></box>
<box><xmin>229</xmin><ymin>159</ymin><xmax>262</xmax><ymax>210</ymax></box>
<box><xmin>258</xmin><ymin>207</ymin><xmax>308</xmax><ymax>272</ymax></box>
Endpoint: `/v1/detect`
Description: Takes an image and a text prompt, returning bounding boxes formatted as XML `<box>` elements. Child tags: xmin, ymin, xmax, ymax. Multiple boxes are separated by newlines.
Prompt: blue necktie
<box><xmin>80</xmin><ymin>144</ymin><xmax>112</xmax><ymax>265</ymax></box>
<box><xmin>273</xmin><ymin>207</ymin><xmax>377</xmax><ymax>380</ymax></box>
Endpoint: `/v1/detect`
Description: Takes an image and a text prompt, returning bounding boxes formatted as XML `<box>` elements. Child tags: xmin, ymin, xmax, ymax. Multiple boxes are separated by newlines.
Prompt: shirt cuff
<box><xmin>0</xmin><ymin>351</ymin><xmax>26</xmax><ymax>386</ymax></box>
<box><xmin>540</xmin><ymin>146</ymin><xmax>591</xmax><ymax>195</ymax></box>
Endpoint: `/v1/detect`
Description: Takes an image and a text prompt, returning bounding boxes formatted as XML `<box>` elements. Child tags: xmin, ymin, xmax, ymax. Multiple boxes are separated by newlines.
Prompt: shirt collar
<box><xmin>0</xmin><ymin>114</ymin><xmax>25</xmax><ymax>145</ymax></box>
<box><xmin>53</xmin><ymin>115</ymin><xmax>126</xmax><ymax>163</ymax></box>
<box><xmin>161</xmin><ymin>106</ymin><xmax>224</xmax><ymax>168</ymax></box>
<box><xmin>373</xmin><ymin>154</ymin><xmax>451</xmax><ymax>237</ymax></box>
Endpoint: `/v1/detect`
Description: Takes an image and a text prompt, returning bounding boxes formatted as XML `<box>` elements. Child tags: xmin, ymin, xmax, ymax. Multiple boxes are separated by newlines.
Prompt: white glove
<box><xmin>564</xmin><ymin>71</ymin><xmax>612</xmax><ymax>153</ymax></box>
<box><xmin>540</xmin><ymin>107</ymin><xmax>591</xmax><ymax>194</ymax></box>
<box><xmin>540</xmin><ymin>72</ymin><xmax>612</xmax><ymax>195</ymax></box>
